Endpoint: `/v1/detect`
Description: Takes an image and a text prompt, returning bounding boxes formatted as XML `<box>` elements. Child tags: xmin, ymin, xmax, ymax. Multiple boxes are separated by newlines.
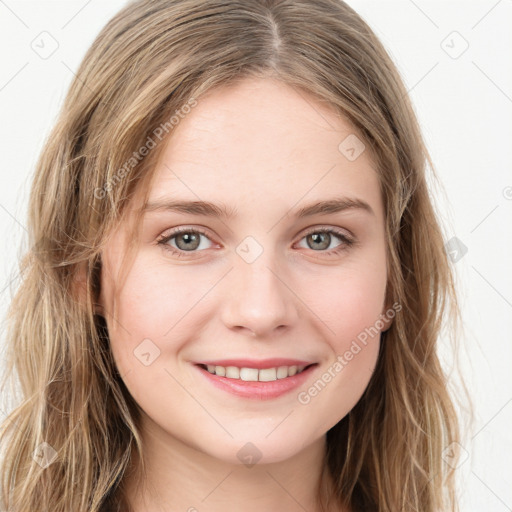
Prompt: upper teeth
<box><xmin>205</xmin><ymin>365</ymin><xmax>307</xmax><ymax>381</ymax></box>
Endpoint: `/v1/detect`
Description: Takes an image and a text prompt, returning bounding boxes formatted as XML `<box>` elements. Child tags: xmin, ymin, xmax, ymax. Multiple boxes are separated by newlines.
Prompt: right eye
<box><xmin>156</xmin><ymin>227</ymin><xmax>215</xmax><ymax>256</ymax></box>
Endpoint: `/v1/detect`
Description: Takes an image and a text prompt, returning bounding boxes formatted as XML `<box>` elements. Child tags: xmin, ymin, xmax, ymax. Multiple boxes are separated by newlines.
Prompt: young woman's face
<box><xmin>99</xmin><ymin>78</ymin><xmax>392</xmax><ymax>465</ymax></box>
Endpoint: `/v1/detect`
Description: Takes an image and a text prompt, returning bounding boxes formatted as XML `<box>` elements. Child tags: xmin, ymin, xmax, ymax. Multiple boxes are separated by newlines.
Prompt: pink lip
<box><xmin>195</xmin><ymin>358</ymin><xmax>314</xmax><ymax>369</ymax></box>
<box><xmin>194</xmin><ymin>363</ymin><xmax>318</xmax><ymax>400</ymax></box>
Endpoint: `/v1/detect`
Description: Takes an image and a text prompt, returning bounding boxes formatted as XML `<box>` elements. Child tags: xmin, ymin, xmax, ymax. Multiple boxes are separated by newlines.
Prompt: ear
<box><xmin>379</xmin><ymin>299</ymin><xmax>400</xmax><ymax>333</ymax></box>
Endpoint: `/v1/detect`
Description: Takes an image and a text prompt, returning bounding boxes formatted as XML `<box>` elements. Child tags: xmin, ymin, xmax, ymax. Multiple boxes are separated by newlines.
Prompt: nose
<box><xmin>220</xmin><ymin>253</ymin><xmax>300</xmax><ymax>338</ymax></box>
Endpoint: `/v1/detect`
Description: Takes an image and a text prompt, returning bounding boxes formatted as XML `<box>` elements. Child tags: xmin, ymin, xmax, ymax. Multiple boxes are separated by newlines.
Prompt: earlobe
<box><xmin>379</xmin><ymin>302</ymin><xmax>395</xmax><ymax>333</ymax></box>
<box><xmin>381</xmin><ymin>296</ymin><xmax>403</xmax><ymax>333</ymax></box>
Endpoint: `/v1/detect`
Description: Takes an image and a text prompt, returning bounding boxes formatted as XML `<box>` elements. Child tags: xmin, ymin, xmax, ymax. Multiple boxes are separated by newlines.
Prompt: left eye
<box><xmin>296</xmin><ymin>228</ymin><xmax>353</xmax><ymax>253</ymax></box>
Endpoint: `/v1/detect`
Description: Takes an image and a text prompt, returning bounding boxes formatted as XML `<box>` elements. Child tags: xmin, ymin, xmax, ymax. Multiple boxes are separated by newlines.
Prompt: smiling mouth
<box><xmin>196</xmin><ymin>363</ymin><xmax>317</xmax><ymax>382</ymax></box>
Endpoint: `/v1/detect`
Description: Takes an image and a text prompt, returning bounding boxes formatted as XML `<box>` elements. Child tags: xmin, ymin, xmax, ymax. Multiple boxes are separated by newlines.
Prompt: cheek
<box><xmin>309</xmin><ymin>257</ymin><xmax>387</xmax><ymax>349</ymax></box>
<box><xmin>103</xmin><ymin>261</ymin><xmax>189</xmax><ymax>373</ymax></box>
<box><xmin>104</xmin><ymin>261</ymin><xmax>205</xmax><ymax>418</ymax></box>
<box><xmin>295</xmin><ymin>258</ymin><xmax>386</xmax><ymax>417</ymax></box>
<box><xmin>113</xmin><ymin>260</ymin><xmax>203</xmax><ymax>336</ymax></box>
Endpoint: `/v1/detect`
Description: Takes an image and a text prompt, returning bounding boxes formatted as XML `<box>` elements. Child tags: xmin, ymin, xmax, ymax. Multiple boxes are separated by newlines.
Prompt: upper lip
<box><xmin>195</xmin><ymin>358</ymin><xmax>316</xmax><ymax>370</ymax></box>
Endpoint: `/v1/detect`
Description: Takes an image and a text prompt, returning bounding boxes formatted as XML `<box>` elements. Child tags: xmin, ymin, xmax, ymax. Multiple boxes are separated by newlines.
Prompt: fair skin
<box><xmin>98</xmin><ymin>77</ymin><xmax>392</xmax><ymax>512</ymax></box>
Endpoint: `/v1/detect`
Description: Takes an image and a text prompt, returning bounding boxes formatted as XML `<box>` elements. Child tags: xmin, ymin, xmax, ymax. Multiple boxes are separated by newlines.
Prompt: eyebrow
<box><xmin>143</xmin><ymin>196</ymin><xmax>375</xmax><ymax>219</ymax></box>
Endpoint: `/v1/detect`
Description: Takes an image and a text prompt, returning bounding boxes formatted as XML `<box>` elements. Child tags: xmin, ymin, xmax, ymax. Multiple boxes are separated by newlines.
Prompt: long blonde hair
<box><xmin>0</xmin><ymin>0</ymin><xmax>462</xmax><ymax>510</ymax></box>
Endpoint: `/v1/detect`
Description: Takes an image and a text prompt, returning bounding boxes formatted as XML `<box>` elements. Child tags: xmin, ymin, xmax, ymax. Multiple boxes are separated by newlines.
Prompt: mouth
<box><xmin>193</xmin><ymin>362</ymin><xmax>319</xmax><ymax>400</ymax></box>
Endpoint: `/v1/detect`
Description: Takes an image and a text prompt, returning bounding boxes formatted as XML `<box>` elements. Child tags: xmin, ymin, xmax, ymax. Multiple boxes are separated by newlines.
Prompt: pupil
<box><xmin>178</xmin><ymin>232</ymin><xmax>199</xmax><ymax>250</ymax></box>
<box><xmin>310</xmin><ymin>232</ymin><xmax>329</xmax><ymax>250</ymax></box>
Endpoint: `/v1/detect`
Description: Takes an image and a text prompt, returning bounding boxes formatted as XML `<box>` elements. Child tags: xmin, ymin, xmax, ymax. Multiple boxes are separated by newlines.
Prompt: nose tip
<box><xmin>220</xmin><ymin>261</ymin><xmax>299</xmax><ymax>338</ymax></box>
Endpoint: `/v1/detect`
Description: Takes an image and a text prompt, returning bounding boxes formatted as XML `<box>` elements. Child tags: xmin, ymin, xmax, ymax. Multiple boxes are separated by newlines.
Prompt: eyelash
<box><xmin>156</xmin><ymin>226</ymin><xmax>355</xmax><ymax>258</ymax></box>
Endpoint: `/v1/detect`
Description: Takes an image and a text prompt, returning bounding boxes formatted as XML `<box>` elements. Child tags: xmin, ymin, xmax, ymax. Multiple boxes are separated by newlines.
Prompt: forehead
<box><xmin>144</xmin><ymin>77</ymin><xmax>383</xmax><ymax>222</ymax></box>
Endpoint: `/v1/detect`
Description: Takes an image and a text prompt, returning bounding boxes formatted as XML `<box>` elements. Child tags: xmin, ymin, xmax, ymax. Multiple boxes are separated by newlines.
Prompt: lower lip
<box><xmin>194</xmin><ymin>364</ymin><xmax>317</xmax><ymax>400</ymax></box>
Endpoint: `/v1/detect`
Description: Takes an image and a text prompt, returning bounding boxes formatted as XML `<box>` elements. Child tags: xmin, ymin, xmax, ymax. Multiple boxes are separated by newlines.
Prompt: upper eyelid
<box><xmin>301</xmin><ymin>225</ymin><xmax>352</xmax><ymax>238</ymax></box>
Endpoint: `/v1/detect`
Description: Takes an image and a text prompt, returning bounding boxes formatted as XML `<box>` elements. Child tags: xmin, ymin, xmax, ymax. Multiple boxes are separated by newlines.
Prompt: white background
<box><xmin>0</xmin><ymin>1</ymin><xmax>511</xmax><ymax>510</ymax></box>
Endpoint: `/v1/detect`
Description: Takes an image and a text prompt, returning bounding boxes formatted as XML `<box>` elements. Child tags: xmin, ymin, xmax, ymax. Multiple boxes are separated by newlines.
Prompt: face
<box><xmin>99</xmin><ymin>77</ymin><xmax>392</xmax><ymax>465</ymax></box>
